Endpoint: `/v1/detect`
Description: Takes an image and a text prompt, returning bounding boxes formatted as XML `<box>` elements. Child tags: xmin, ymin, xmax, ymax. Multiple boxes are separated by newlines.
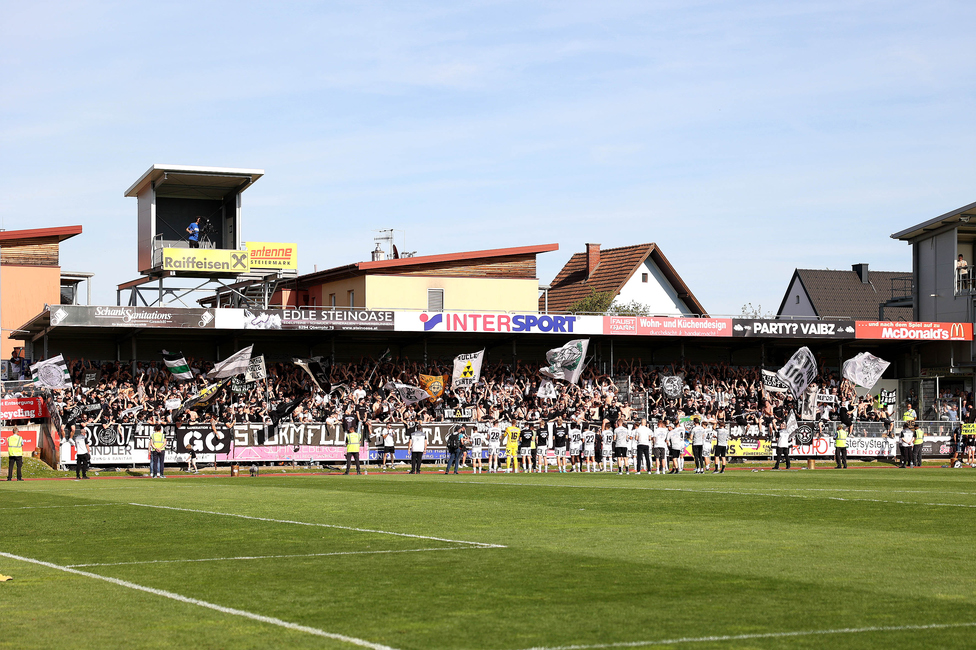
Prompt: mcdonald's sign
<box><xmin>855</xmin><ymin>321</ymin><xmax>973</xmax><ymax>341</ymax></box>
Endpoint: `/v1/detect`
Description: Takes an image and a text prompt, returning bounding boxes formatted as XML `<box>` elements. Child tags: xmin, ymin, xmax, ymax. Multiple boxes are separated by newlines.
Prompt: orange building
<box><xmin>1</xmin><ymin>226</ymin><xmax>84</xmax><ymax>361</ymax></box>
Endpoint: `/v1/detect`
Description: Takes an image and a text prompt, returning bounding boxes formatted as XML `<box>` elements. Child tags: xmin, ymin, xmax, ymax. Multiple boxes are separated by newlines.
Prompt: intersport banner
<box><xmin>605</xmin><ymin>317</ymin><xmax>732</xmax><ymax>337</ymax></box>
<box><xmin>856</xmin><ymin>321</ymin><xmax>973</xmax><ymax>341</ymax></box>
<box><xmin>397</xmin><ymin>311</ymin><xmax>604</xmax><ymax>335</ymax></box>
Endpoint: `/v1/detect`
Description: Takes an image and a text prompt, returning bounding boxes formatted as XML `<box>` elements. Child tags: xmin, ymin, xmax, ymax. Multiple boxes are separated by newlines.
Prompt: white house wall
<box><xmin>614</xmin><ymin>257</ymin><xmax>692</xmax><ymax>315</ymax></box>
<box><xmin>777</xmin><ymin>276</ymin><xmax>818</xmax><ymax>319</ymax></box>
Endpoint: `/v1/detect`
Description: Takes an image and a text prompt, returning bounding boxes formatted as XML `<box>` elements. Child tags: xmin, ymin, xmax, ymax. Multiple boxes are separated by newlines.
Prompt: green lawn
<box><xmin>1</xmin><ymin>467</ymin><xmax>975</xmax><ymax>649</ymax></box>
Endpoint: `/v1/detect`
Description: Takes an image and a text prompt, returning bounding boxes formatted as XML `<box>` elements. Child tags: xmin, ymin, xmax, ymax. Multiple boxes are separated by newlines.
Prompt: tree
<box><xmin>566</xmin><ymin>290</ymin><xmax>615</xmax><ymax>314</ymax></box>
<box><xmin>567</xmin><ymin>290</ymin><xmax>652</xmax><ymax>316</ymax></box>
<box><xmin>740</xmin><ymin>303</ymin><xmax>773</xmax><ymax>319</ymax></box>
<box><xmin>607</xmin><ymin>300</ymin><xmax>653</xmax><ymax>317</ymax></box>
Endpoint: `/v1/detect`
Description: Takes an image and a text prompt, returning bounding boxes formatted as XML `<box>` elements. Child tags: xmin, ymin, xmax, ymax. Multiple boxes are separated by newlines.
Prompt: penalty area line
<box><xmin>127</xmin><ymin>502</ymin><xmax>506</xmax><ymax>548</ymax></box>
<box><xmin>67</xmin><ymin>546</ymin><xmax>484</xmax><ymax>568</ymax></box>
<box><xmin>514</xmin><ymin>621</ymin><xmax>976</xmax><ymax>649</ymax></box>
<box><xmin>0</xmin><ymin>551</ymin><xmax>398</xmax><ymax>650</ymax></box>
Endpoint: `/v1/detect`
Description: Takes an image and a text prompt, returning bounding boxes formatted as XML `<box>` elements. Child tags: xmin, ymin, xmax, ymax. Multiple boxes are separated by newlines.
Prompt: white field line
<box><xmin>0</xmin><ymin>551</ymin><xmax>397</xmax><ymax>650</ymax></box>
<box><xmin>0</xmin><ymin>503</ymin><xmax>122</xmax><ymax>511</ymax></box>
<box><xmin>127</xmin><ymin>502</ymin><xmax>506</xmax><ymax>548</ymax></box>
<box><xmin>452</xmin><ymin>480</ymin><xmax>976</xmax><ymax>509</ymax></box>
<box><xmin>68</xmin><ymin>546</ymin><xmax>482</xmax><ymax>568</ymax></box>
<box><xmin>513</xmin><ymin>621</ymin><xmax>976</xmax><ymax>649</ymax></box>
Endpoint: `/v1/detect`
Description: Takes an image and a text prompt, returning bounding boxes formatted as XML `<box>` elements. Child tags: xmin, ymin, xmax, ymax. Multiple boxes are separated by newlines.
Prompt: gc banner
<box><xmin>175</xmin><ymin>424</ymin><xmax>232</xmax><ymax>454</ymax></box>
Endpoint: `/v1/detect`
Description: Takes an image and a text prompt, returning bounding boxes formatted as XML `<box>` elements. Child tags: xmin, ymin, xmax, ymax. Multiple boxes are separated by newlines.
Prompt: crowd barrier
<box><xmin>34</xmin><ymin>419</ymin><xmax>959</xmax><ymax>467</ymax></box>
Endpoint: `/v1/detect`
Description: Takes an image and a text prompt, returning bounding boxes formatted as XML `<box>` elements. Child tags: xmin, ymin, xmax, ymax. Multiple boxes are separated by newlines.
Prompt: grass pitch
<box><xmin>1</xmin><ymin>466</ymin><xmax>975</xmax><ymax>649</ymax></box>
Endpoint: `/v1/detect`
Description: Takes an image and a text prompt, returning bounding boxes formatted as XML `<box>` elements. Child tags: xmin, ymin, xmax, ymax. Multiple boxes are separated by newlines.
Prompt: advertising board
<box><xmin>1</xmin><ymin>428</ymin><xmax>39</xmax><ymax>454</ymax></box>
<box><xmin>605</xmin><ymin>317</ymin><xmax>733</xmax><ymax>337</ymax></box>
<box><xmin>731</xmin><ymin>320</ymin><xmax>856</xmax><ymax>338</ymax></box>
<box><xmin>245</xmin><ymin>242</ymin><xmax>298</xmax><ymax>270</ymax></box>
<box><xmin>161</xmin><ymin>248</ymin><xmax>250</xmax><ymax>274</ymax></box>
<box><xmin>1</xmin><ymin>398</ymin><xmax>48</xmax><ymax>420</ymax></box>
<box><xmin>396</xmin><ymin>311</ymin><xmax>604</xmax><ymax>335</ymax></box>
<box><xmin>855</xmin><ymin>321</ymin><xmax>973</xmax><ymax>341</ymax></box>
<box><xmin>215</xmin><ymin>308</ymin><xmax>395</xmax><ymax>331</ymax></box>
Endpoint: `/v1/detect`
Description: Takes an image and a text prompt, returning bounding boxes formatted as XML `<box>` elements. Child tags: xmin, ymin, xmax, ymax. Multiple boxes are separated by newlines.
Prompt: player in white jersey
<box><xmin>712</xmin><ymin>417</ymin><xmax>731</xmax><ymax>474</ymax></box>
<box><xmin>568</xmin><ymin>423</ymin><xmax>584</xmax><ymax>472</ymax></box>
<box><xmin>652</xmin><ymin>420</ymin><xmax>669</xmax><ymax>474</ymax></box>
<box><xmin>613</xmin><ymin>420</ymin><xmax>632</xmax><ymax>475</ymax></box>
<box><xmin>599</xmin><ymin>421</ymin><xmax>614</xmax><ymax>472</ymax></box>
<box><xmin>486</xmin><ymin>420</ymin><xmax>502</xmax><ymax>473</ymax></box>
<box><xmin>667</xmin><ymin>423</ymin><xmax>685</xmax><ymax>474</ymax></box>
<box><xmin>702</xmin><ymin>421</ymin><xmax>713</xmax><ymax>473</ymax></box>
<box><xmin>634</xmin><ymin>418</ymin><xmax>652</xmax><ymax>474</ymax></box>
<box><xmin>470</xmin><ymin>423</ymin><xmax>486</xmax><ymax>474</ymax></box>
<box><xmin>582</xmin><ymin>426</ymin><xmax>597</xmax><ymax>472</ymax></box>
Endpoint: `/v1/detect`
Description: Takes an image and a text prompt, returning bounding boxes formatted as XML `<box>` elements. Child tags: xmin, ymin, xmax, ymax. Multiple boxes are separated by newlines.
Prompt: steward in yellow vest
<box><xmin>344</xmin><ymin>431</ymin><xmax>363</xmax><ymax>475</ymax></box>
<box><xmin>6</xmin><ymin>429</ymin><xmax>25</xmax><ymax>481</ymax></box>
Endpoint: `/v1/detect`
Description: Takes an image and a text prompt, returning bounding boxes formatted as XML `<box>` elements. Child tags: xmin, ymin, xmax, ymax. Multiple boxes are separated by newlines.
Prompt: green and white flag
<box><xmin>30</xmin><ymin>354</ymin><xmax>72</xmax><ymax>389</ymax></box>
<box><xmin>163</xmin><ymin>351</ymin><xmax>192</xmax><ymax>381</ymax></box>
<box><xmin>539</xmin><ymin>339</ymin><xmax>589</xmax><ymax>384</ymax></box>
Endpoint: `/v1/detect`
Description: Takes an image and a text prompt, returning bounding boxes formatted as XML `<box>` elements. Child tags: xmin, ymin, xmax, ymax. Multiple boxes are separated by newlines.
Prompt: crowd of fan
<box><xmin>1</xmin><ymin>352</ymin><xmax>954</xmax><ymax>434</ymax></box>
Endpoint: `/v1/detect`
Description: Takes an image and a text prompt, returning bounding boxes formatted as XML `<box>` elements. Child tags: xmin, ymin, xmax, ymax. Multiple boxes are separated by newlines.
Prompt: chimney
<box><xmin>852</xmin><ymin>263</ymin><xmax>869</xmax><ymax>284</ymax></box>
<box><xmin>586</xmin><ymin>243</ymin><xmax>601</xmax><ymax>279</ymax></box>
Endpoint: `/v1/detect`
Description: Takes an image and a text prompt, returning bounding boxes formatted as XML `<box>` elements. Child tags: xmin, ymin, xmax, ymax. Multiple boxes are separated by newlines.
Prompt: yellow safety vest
<box><xmin>7</xmin><ymin>434</ymin><xmax>24</xmax><ymax>457</ymax></box>
<box><xmin>346</xmin><ymin>432</ymin><xmax>361</xmax><ymax>453</ymax></box>
<box><xmin>150</xmin><ymin>430</ymin><xmax>166</xmax><ymax>452</ymax></box>
<box><xmin>903</xmin><ymin>409</ymin><xmax>916</xmax><ymax>421</ymax></box>
<box><xmin>914</xmin><ymin>429</ymin><xmax>924</xmax><ymax>445</ymax></box>
<box><xmin>835</xmin><ymin>430</ymin><xmax>848</xmax><ymax>448</ymax></box>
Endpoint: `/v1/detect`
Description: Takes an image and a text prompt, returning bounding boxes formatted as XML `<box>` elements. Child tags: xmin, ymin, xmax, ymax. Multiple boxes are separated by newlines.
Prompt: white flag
<box><xmin>207</xmin><ymin>345</ymin><xmax>254</xmax><ymax>379</ymax></box>
<box><xmin>660</xmin><ymin>376</ymin><xmax>683</xmax><ymax>399</ymax></box>
<box><xmin>842</xmin><ymin>352</ymin><xmax>890</xmax><ymax>390</ymax></box>
<box><xmin>245</xmin><ymin>355</ymin><xmax>267</xmax><ymax>382</ymax></box>
<box><xmin>383</xmin><ymin>381</ymin><xmax>431</xmax><ymax>406</ymax></box>
<box><xmin>776</xmin><ymin>346</ymin><xmax>818</xmax><ymax>398</ymax></box>
<box><xmin>452</xmin><ymin>350</ymin><xmax>484</xmax><ymax>389</ymax></box>
<box><xmin>761</xmin><ymin>369</ymin><xmax>789</xmax><ymax>393</ymax></box>
<box><xmin>537</xmin><ymin>379</ymin><xmax>559</xmax><ymax>399</ymax></box>
<box><xmin>30</xmin><ymin>354</ymin><xmax>72</xmax><ymax>389</ymax></box>
<box><xmin>540</xmin><ymin>339</ymin><xmax>589</xmax><ymax>384</ymax></box>
<box><xmin>786</xmin><ymin>411</ymin><xmax>798</xmax><ymax>438</ymax></box>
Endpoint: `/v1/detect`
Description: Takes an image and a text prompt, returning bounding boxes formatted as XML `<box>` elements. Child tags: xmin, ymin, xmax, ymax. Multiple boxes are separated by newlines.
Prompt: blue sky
<box><xmin>1</xmin><ymin>1</ymin><xmax>974</xmax><ymax>315</ymax></box>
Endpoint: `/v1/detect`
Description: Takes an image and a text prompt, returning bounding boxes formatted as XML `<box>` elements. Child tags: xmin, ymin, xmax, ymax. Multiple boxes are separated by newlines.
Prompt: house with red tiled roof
<box><xmin>263</xmin><ymin>243</ymin><xmax>559</xmax><ymax>313</ymax></box>
<box><xmin>776</xmin><ymin>264</ymin><xmax>912</xmax><ymax>321</ymax></box>
<box><xmin>541</xmin><ymin>243</ymin><xmax>706</xmax><ymax>315</ymax></box>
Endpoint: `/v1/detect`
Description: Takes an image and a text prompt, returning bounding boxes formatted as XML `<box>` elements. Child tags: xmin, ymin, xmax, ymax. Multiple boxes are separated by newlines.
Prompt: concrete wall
<box><xmin>917</xmin><ymin>228</ymin><xmax>969</xmax><ymax>323</ymax></box>
<box><xmin>2</xmin><ymin>264</ymin><xmax>61</xmax><ymax>358</ymax></box>
<box><xmin>614</xmin><ymin>257</ymin><xmax>692</xmax><ymax>315</ymax></box>
<box><xmin>365</xmin><ymin>275</ymin><xmax>539</xmax><ymax>312</ymax></box>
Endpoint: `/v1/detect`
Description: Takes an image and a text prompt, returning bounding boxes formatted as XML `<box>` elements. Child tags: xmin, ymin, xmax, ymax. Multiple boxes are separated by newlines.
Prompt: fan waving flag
<box><xmin>179</xmin><ymin>379</ymin><xmax>230</xmax><ymax>415</ymax></box>
<box><xmin>163</xmin><ymin>351</ymin><xmax>193</xmax><ymax>381</ymax></box>
<box><xmin>384</xmin><ymin>382</ymin><xmax>431</xmax><ymax>406</ymax></box>
<box><xmin>843</xmin><ymin>352</ymin><xmax>890</xmax><ymax>390</ymax></box>
<box><xmin>540</xmin><ymin>339</ymin><xmax>589</xmax><ymax>384</ymax></box>
<box><xmin>452</xmin><ymin>350</ymin><xmax>484</xmax><ymax>389</ymax></box>
<box><xmin>30</xmin><ymin>354</ymin><xmax>72</xmax><ymax>389</ymax></box>
<box><xmin>419</xmin><ymin>374</ymin><xmax>449</xmax><ymax>403</ymax></box>
<box><xmin>776</xmin><ymin>346</ymin><xmax>818</xmax><ymax>398</ymax></box>
<box><xmin>207</xmin><ymin>345</ymin><xmax>253</xmax><ymax>379</ymax></box>
<box><xmin>293</xmin><ymin>357</ymin><xmax>332</xmax><ymax>392</ymax></box>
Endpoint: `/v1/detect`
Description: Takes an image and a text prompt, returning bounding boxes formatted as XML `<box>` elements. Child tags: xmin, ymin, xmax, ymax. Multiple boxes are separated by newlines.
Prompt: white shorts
<box><xmin>555</xmin><ymin>447</ymin><xmax>567</xmax><ymax>458</ymax></box>
<box><xmin>569</xmin><ymin>445</ymin><xmax>582</xmax><ymax>455</ymax></box>
<box><xmin>536</xmin><ymin>446</ymin><xmax>548</xmax><ymax>456</ymax></box>
<box><xmin>584</xmin><ymin>445</ymin><xmax>595</xmax><ymax>454</ymax></box>
<box><xmin>520</xmin><ymin>447</ymin><xmax>532</xmax><ymax>456</ymax></box>
<box><xmin>489</xmin><ymin>445</ymin><xmax>500</xmax><ymax>454</ymax></box>
<box><xmin>471</xmin><ymin>447</ymin><xmax>483</xmax><ymax>456</ymax></box>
